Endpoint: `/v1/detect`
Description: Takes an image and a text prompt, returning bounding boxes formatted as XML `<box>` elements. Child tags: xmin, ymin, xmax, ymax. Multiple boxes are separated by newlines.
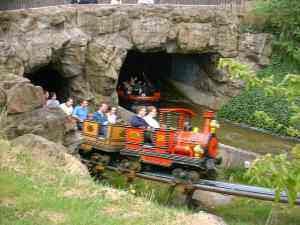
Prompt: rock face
<box><xmin>192</xmin><ymin>190</ymin><xmax>234</xmax><ymax>209</ymax></box>
<box><xmin>238</xmin><ymin>32</ymin><xmax>273</xmax><ymax>70</ymax></box>
<box><xmin>0</xmin><ymin>5</ymin><xmax>272</xmax><ymax>143</ymax></box>
<box><xmin>0</xmin><ymin>5</ymin><xmax>241</xmax><ymax>110</ymax></box>
<box><xmin>11</xmin><ymin>134</ymin><xmax>89</xmax><ymax>177</ymax></box>
<box><xmin>5</xmin><ymin>107</ymin><xmax>69</xmax><ymax>143</ymax></box>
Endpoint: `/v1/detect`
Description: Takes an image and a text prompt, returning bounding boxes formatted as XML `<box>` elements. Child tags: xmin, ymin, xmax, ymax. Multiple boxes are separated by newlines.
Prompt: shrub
<box><xmin>218</xmin><ymin>59</ymin><xmax>300</xmax><ymax>137</ymax></box>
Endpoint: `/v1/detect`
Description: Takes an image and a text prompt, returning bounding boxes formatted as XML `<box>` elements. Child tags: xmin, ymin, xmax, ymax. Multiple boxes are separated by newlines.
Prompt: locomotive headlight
<box><xmin>193</xmin><ymin>145</ymin><xmax>204</xmax><ymax>158</ymax></box>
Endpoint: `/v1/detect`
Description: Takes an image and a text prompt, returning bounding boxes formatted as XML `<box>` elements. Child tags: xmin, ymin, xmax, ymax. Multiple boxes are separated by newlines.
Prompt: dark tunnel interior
<box><xmin>24</xmin><ymin>64</ymin><xmax>71</xmax><ymax>102</ymax></box>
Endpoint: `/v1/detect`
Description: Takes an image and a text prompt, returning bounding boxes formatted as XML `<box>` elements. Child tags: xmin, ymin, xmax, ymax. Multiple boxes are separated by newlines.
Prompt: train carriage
<box><xmin>79</xmin><ymin>108</ymin><xmax>221</xmax><ymax>181</ymax></box>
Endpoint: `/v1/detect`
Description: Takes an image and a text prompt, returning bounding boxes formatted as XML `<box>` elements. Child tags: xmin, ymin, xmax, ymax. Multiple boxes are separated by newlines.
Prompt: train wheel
<box><xmin>91</xmin><ymin>153</ymin><xmax>110</xmax><ymax>166</ymax></box>
<box><xmin>187</xmin><ymin>170</ymin><xmax>200</xmax><ymax>183</ymax></box>
<box><xmin>120</xmin><ymin>159</ymin><xmax>141</xmax><ymax>172</ymax></box>
<box><xmin>206</xmin><ymin>159</ymin><xmax>217</xmax><ymax>180</ymax></box>
<box><xmin>130</xmin><ymin>161</ymin><xmax>141</xmax><ymax>172</ymax></box>
<box><xmin>120</xmin><ymin>159</ymin><xmax>131</xmax><ymax>169</ymax></box>
<box><xmin>172</xmin><ymin>168</ymin><xmax>188</xmax><ymax>180</ymax></box>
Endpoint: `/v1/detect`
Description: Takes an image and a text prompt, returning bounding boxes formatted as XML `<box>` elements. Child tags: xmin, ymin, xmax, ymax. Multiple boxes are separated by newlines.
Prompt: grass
<box><xmin>103</xmin><ymin>168</ymin><xmax>300</xmax><ymax>225</ymax></box>
<box><xmin>214</xmin><ymin>199</ymin><xmax>300</xmax><ymax>225</ymax></box>
<box><xmin>0</xmin><ymin>139</ymin><xmax>194</xmax><ymax>225</ymax></box>
<box><xmin>1</xmin><ymin>138</ymin><xmax>299</xmax><ymax>225</ymax></box>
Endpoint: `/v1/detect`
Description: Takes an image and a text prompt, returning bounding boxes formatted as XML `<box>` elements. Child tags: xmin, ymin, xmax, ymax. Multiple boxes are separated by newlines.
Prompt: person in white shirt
<box><xmin>144</xmin><ymin>106</ymin><xmax>160</xmax><ymax>129</ymax></box>
<box><xmin>60</xmin><ymin>98</ymin><xmax>74</xmax><ymax>116</ymax></box>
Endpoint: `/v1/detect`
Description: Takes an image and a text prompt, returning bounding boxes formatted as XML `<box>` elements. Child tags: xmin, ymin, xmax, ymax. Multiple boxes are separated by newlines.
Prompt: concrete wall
<box><xmin>219</xmin><ymin>143</ymin><xmax>259</xmax><ymax>168</ymax></box>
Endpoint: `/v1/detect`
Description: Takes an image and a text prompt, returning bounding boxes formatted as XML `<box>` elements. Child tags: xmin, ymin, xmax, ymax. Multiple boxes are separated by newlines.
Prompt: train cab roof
<box><xmin>158</xmin><ymin>108</ymin><xmax>196</xmax><ymax>130</ymax></box>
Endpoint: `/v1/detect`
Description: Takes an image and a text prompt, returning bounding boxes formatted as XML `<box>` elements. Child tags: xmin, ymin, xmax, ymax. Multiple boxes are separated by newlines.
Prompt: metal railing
<box><xmin>0</xmin><ymin>0</ymin><xmax>246</xmax><ymax>11</ymax></box>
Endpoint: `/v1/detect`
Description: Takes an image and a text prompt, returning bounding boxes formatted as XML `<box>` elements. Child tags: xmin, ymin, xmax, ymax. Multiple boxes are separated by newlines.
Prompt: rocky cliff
<box><xmin>0</xmin><ymin>4</ymin><xmax>244</xmax><ymax>141</ymax></box>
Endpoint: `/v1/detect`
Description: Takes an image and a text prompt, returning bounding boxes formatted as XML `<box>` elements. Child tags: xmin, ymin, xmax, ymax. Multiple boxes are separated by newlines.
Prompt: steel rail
<box><xmin>106</xmin><ymin>165</ymin><xmax>300</xmax><ymax>205</ymax></box>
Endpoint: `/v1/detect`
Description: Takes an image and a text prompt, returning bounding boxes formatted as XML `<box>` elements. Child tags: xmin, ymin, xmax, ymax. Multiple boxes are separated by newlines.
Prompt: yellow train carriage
<box><xmin>80</xmin><ymin>120</ymin><xmax>126</xmax><ymax>153</ymax></box>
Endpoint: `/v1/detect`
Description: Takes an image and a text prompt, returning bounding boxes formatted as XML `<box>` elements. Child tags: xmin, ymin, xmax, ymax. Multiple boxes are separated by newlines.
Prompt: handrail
<box><xmin>0</xmin><ymin>0</ymin><xmax>245</xmax><ymax>11</ymax></box>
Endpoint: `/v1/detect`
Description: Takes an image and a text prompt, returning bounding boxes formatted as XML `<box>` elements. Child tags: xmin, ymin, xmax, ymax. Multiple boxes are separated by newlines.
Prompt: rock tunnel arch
<box><xmin>117</xmin><ymin>50</ymin><xmax>225</xmax><ymax>109</ymax></box>
<box><xmin>24</xmin><ymin>64</ymin><xmax>72</xmax><ymax>103</ymax></box>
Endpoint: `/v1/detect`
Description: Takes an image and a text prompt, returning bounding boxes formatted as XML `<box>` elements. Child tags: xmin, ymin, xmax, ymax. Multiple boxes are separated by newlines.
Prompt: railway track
<box><xmin>106</xmin><ymin>165</ymin><xmax>300</xmax><ymax>205</ymax></box>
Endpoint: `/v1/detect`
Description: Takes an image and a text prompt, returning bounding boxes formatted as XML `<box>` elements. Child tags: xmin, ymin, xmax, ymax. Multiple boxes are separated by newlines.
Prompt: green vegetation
<box><xmin>218</xmin><ymin>0</ymin><xmax>300</xmax><ymax>138</ymax></box>
<box><xmin>218</xmin><ymin>58</ymin><xmax>300</xmax><ymax>138</ymax></box>
<box><xmin>247</xmin><ymin>144</ymin><xmax>300</xmax><ymax>205</ymax></box>
<box><xmin>1</xmin><ymin>137</ymin><xmax>300</xmax><ymax>225</ymax></box>
<box><xmin>255</xmin><ymin>0</ymin><xmax>300</xmax><ymax>66</ymax></box>
<box><xmin>104</xmin><ymin>168</ymin><xmax>300</xmax><ymax>225</ymax></box>
<box><xmin>0</xmin><ymin>139</ymin><xmax>192</xmax><ymax>225</ymax></box>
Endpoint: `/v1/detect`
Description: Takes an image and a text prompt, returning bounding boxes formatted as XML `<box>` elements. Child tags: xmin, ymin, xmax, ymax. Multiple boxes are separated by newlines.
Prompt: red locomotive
<box><xmin>79</xmin><ymin>108</ymin><xmax>221</xmax><ymax>182</ymax></box>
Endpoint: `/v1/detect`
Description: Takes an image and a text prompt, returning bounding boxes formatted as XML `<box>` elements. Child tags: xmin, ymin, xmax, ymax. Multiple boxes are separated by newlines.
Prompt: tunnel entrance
<box><xmin>24</xmin><ymin>64</ymin><xmax>71</xmax><ymax>102</ymax></box>
<box><xmin>117</xmin><ymin>50</ymin><xmax>215</xmax><ymax>110</ymax></box>
<box><xmin>118</xmin><ymin>51</ymin><xmax>172</xmax><ymax>89</ymax></box>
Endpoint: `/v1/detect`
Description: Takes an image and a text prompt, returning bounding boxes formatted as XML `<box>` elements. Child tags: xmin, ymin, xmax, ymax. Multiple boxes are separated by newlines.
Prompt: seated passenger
<box><xmin>129</xmin><ymin>106</ymin><xmax>148</xmax><ymax>128</ymax></box>
<box><xmin>107</xmin><ymin>106</ymin><xmax>120</xmax><ymax>124</ymax></box>
<box><xmin>60</xmin><ymin>98</ymin><xmax>74</xmax><ymax>116</ymax></box>
<box><xmin>46</xmin><ymin>92</ymin><xmax>60</xmax><ymax>108</ymax></box>
<box><xmin>93</xmin><ymin>103</ymin><xmax>109</xmax><ymax>135</ymax></box>
<box><xmin>72</xmin><ymin>100</ymin><xmax>89</xmax><ymax>130</ymax></box>
<box><xmin>144</xmin><ymin>106</ymin><xmax>160</xmax><ymax>129</ymax></box>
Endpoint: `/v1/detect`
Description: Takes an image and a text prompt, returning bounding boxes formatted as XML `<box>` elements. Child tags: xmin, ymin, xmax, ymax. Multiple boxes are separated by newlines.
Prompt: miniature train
<box><xmin>79</xmin><ymin>108</ymin><xmax>221</xmax><ymax>182</ymax></box>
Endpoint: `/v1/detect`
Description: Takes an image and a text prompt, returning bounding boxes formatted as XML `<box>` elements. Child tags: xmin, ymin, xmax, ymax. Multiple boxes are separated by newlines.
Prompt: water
<box><xmin>162</xmin><ymin>101</ymin><xmax>299</xmax><ymax>155</ymax></box>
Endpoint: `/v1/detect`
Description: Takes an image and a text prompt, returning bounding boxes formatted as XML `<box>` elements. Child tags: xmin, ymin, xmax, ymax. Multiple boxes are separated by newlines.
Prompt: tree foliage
<box><xmin>246</xmin><ymin>144</ymin><xmax>300</xmax><ymax>205</ymax></box>
<box><xmin>218</xmin><ymin>59</ymin><xmax>300</xmax><ymax>137</ymax></box>
<box><xmin>255</xmin><ymin>0</ymin><xmax>300</xmax><ymax>65</ymax></box>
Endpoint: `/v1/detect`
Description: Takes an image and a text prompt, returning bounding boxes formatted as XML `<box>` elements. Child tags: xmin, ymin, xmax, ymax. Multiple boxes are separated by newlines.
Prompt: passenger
<box><xmin>72</xmin><ymin>100</ymin><xmax>89</xmax><ymax>130</ymax></box>
<box><xmin>93</xmin><ymin>102</ymin><xmax>109</xmax><ymax>136</ymax></box>
<box><xmin>93</xmin><ymin>102</ymin><xmax>109</xmax><ymax>125</ymax></box>
<box><xmin>60</xmin><ymin>98</ymin><xmax>74</xmax><ymax>116</ymax></box>
<box><xmin>107</xmin><ymin>106</ymin><xmax>119</xmax><ymax>124</ymax></box>
<box><xmin>133</xmin><ymin>80</ymin><xmax>142</xmax><ymax>95</ymax></box>
<box><xmin>43</xmin><ymin>90</ymin><xmax>49</xmax><ymax>106</ymax></box>
<box><xmin>144</xmin><ymin>106</ymin><xmax>160</xmax><ymax>129</ymax></box>
<box><xmin>129</xmin><ymin>106</ymin><xmax>148</xmax><ymax>128</ymax></box>
<box><xmin>46</xmin><ymin>92</ymin><xmax>60</xmax><ymax>108</ymax></box>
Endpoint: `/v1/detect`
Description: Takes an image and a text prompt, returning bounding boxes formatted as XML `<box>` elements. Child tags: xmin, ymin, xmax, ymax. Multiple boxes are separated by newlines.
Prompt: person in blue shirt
<box><xmin>129</xmin><ymin>106</ymin><xmax>148</xmax><ymax>128</ymax></box>
<box><xmin>93</xmin><ymin>102</ymin><xmax>109</xmax><ymax>136</ymax></box>
<box><xmin>72</xmin><ymin>100</ymin><xmax>89</xmax><ymax>130</ymax></box>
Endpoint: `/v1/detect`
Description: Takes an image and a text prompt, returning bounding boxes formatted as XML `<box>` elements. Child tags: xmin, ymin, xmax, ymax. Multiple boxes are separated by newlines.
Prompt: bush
<box><xmin>246</xmin><ymin>144</ymin><xmax>300</xmax><ymax>205</ymax></box>
<box><xmin>218</xmin><ymin>59</ymin><xmax>300</xmax><ymax>137</ymax></box>
<box><xmin>255</xmin><ymin>0</ymin><xmax>300</xmax><ymax>66</ymax></box>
